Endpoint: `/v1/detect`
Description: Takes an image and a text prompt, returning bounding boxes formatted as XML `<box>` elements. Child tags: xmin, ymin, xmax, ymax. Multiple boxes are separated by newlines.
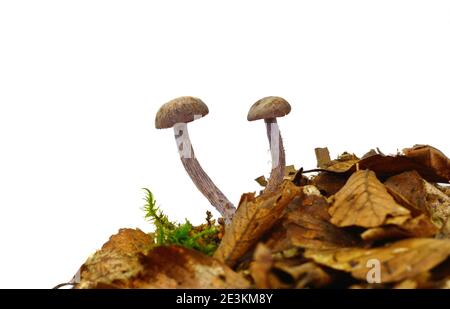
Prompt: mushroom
<box><xmin>155</xmin><ymin>96</ymin><xmax>236</xmax><ymax>224</ymax></box>
<box><xmin>247</xmin><ymin>96</ymin><xmax>291</xmax><ymax>193</ymax></box>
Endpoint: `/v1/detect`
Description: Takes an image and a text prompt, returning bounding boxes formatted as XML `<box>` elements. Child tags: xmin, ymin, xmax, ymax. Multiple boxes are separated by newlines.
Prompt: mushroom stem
<box><xmin>264</xmin><ymin>118</ymin><xmax>286</xmax><ymax>193</ymax></box>
<box><xmin>173</xmin><ymin>123</ymin><xmax>236</xmax><ymax>224</ymax></box>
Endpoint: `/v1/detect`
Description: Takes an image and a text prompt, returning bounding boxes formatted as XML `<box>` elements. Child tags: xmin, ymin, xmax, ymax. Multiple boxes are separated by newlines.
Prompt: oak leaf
<box><xmin>329</xmin><ymin>170</ymin><xmax>410</xmax><ymax>228</ymax></box>
<box><xmin>305</xmin><ymin>238</ymin><xmax>450</xmax><ymax>283</ymax></box>
<box><xmin>214</xmin><ymin>181</ymin><xmax>301</xmax><ymax>267</ymax></box>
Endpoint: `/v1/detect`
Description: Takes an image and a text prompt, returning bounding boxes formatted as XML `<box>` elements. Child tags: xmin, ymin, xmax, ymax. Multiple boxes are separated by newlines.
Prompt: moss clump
<box><xmin>142</xmin><ymin>188</ymin><xmax>221</xmax><ymax>256</ymax></box>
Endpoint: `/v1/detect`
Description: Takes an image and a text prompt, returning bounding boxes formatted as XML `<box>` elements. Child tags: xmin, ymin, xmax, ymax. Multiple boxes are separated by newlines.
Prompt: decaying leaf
<box><xmin>77</xmin><ymin>228</ymin><xmax>154</xmax><ymax>289</ymax></box>
<box><xmin>320</xmin><ymin>145</ymin><xmax>450</xmax><ymax>183</ymax></box>
<box><xmin>214</xmin><ymin>181</ymin><xmax>301</xmax><ymax>267</ymax></box>
<box><xmin>329</xmin><ymin>170</ymin><xmax>410</xmax><ymax>228</ymax></box>
<box><xmin>273</xmin><ymin>261</ymin><xmax>332</xmax><ymax>288</ymax></box>
<box><xmin>286</xmin><ymin>186</ymin><xmax>359</xmax><ymax>250</ymax></box>
<box><xmin>249</xmin><ymin>243</ymin><xmax>280</xmax><ymax>288</ymax></box>
<box><xmin>437</xmin><ymin>218</ymin><xmax>450</xmax><ymax>239</ymax></box>
<box><xmin>135</xmin><ymin>246</ymin><xmax>249</xmax><ymax>288</ymax></box>
<box><xmin>384</xmin><ymin>171</ymin><xmax>428</xmax><ymax>216</ymax></box>
<box><xmin>385</xmin><ymin>171</ymin><xmax>450</xmax><ymax>228</ymax></box>
<box><xmin>250</xmin><ymin>243</ymin><xmax>331</xmax><ymax>288</ymax></box>
<box><xmin>323</xmin><ymin>152</ymin><xmax>360</xmax><ymax>173</ymax></box>
<box><xmin>393</xmin><ymin>273</ymin><xmax>432</xmax><ymax>289</ymax></box>
<box><xmin>361</xmin><ymin>214</ymin><xmax>438</xmax><ymax>241</ymax></box>
<box><xmin>305</xmin><ymin>238</ymin><xmax>450</xmax><ymax>283</ymax></box>
<box><xmin>311</xmin><ymin>172</ymin><xmax>348</xmax><ymax>197</ymax></box>
<box><xmin>264</xmin><ymin>186</ymin><xmax>359</xmax><ymax>253</ymax></box>
<box><xmin>255</xmin><ymin>175</ymin><xmax>268</xmax><ymax>187</ymax></box>
<box><xmin>254</xmin><ymin>165</ymin><xmax>298</xmax><ymax>186</ymax></box>
<box><xmin>361</xmin><ymin>226</ymin><xmax>410</xmax><ymax>242</ymax></box>
<box><xmin>315</xmin><ymin>147</ymin><xmax>331</xmax><ymax>169</ymax></box>
<box><xmin>284</xmin><ymin>165</ymin><xmax>297</xmax><ymax>181</ymax></box>
<box><xmin>403</xmin><ymin>145</ymin><xmax>450</xmax><ymax>182</ymax></box>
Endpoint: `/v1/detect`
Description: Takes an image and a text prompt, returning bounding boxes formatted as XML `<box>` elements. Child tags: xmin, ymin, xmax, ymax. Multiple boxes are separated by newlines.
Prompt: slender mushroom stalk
<box><xmin>156</xmin><ymin>96</ymin><xmax>236</xmax><ymax>224</ymax></box>
<box><xmin>248</xmin><ymin>96</ymin><xmax>291</xmax><ymax>193</ymax></box>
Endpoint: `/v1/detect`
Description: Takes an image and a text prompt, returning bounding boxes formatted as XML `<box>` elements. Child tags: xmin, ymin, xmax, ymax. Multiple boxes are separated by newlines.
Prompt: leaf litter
<box><xmin>72</xmin><ymin>144</ymin><xmax>450</xmax><ymax>289</ymax></box>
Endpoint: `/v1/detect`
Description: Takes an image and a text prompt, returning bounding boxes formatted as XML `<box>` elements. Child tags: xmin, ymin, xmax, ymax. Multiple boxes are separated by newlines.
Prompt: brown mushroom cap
<box><xmin>155</xmin><ymin>96</ymin><xmax>209</xmax><ymax>129</ymax></box>
<box><xmin>247</xmin><ymin>96</ymin><xmax>291</xmax><ymax>121</ymax></box>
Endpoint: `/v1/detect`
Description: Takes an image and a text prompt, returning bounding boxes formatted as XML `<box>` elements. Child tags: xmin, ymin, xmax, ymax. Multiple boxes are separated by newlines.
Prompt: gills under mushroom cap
<box><xmin>155</xmin><ymin>96</ymin><xmax>209</xmax><ymax>129</ymax></box>
<box><xmin>247</xmin><ymin>96</ymin><xmax>291</xmax><ymax>121</ymax></box>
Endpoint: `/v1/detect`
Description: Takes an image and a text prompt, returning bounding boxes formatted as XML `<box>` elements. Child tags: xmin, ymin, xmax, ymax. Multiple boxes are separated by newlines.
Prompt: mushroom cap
<box><xmin>247</xmin><ymin>96</ymin><xmax>291</xmax><ymax>121</ymax></box>
<box><xmin>155</xmin><ymin>96</ymin><xmax>209</xmax><ymax>129</ymax></box>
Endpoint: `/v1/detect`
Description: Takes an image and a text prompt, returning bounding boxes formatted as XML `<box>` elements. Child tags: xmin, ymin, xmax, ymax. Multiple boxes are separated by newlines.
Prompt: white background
<box><xmin>0</xmin><ymin>1</ymin><xmax>449</xmax><ymax>288</ymax></box>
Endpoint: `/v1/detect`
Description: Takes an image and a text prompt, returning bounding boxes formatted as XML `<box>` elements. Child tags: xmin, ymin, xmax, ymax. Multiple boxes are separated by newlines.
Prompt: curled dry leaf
<box><xmin>403</xmin><ymin>145</ymin><xmax>450</xmax><ymax>182</ymax></box>
<box><xmin>320</xmin><ymin>145</ymin><xmax>450</xmax><ymax>183</ymax></box>
<box><xmin>77</xmin><ymin>230</ymin><xmax>249</xmax><ymax>289</ymax></box>
<box><xmin>329</xmin><ymin>170</ymin><xmax>410</xmax><ymax>228</ymax></box>
<box><xmin>360</xmin><ymin>226</ymin><xmax>410</xmax><ymax>242</ymax></box>
<box><xmin>250</xmin><ymin>243</ymin><xmax>331</xmax><ymax>289</ymax></box>
<box><xmin>311</xmin><ymin>172</ymin><xmax>348</xmax><ymax>197</ymax></box>
<box><xmin>273</xmin><ymin>261</ymin><xmax>332</xmax><ymax>289</ymax></box>
<box><xmin>361</xmin><ymin>214</ymin><xmax>438</xmax><ymax>241</ymax></box>
<box><xmin>385</xmin><ymin>170</ymin><xmax>450</xmax><ymax>228</ymax></box>
<box><xmin>249</xmin><ymin>243</ymin><xmax>280</xmax><ymax>289</ymax></box>
<box><xmin>315</xmin><ymin>147</ymin><xmax>331</xmax><ymax>169</ymax></box>
<box><xmin>214</xmin><ymin>181</ymin><xmax>301</xmax><ymax>267</ymax></box>
<box><xmin>323</xmin><ymin>153</ymin><xmax>359</xmax><ymax>173</ymax></box>
<box><xmin>77</xmin><ymin>228</ymin><xmax>154</xmax><ymax>289</ymax></box>
<box><xmin>384</xmin><ymin>171</ymin><xmax>428</xmax><ymax>216</ymax></box>
<box><xmin>255</xmin><ymin>175</ymin><xmax>268</xmax><ymax>187</ymax></box>
<box><xmin>135</xmin><ymin>246</ymin><xmax>249</xmax><ymax>288</ymax></box>
<box><xmin>255</xmin><ymin>165</ymin><xmax>298</xmax><ymax>187</ymax></box>
<box><xmin>305</xmin><ymin>238</ymin><xmax>450</xmax><ymax>283</ymax></box>
<box><xmin>265</xmin><ymin>185</ymin><xmax>359</xmax><ymax>252</ymax></box>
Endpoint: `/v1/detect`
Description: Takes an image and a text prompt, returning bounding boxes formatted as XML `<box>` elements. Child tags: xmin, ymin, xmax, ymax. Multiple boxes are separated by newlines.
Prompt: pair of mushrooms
<box><xmin>155</xmin><ymin>96</ymin><xmax>291</xmax><ymax>224</ymax></box>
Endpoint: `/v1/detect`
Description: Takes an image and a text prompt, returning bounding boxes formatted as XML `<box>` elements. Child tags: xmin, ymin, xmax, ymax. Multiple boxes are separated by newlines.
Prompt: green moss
<box><xmin>142</xmin><ymin>188</ymin><xmax>220</xmax><ymax>256</ymax></box>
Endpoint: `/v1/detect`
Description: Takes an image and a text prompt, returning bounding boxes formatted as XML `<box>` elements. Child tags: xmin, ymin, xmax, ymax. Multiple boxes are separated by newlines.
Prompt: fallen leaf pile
<box><xmin>74</xmin><ymin>144</ymin><xmax>450</xmax><ymax>289</ymax></box>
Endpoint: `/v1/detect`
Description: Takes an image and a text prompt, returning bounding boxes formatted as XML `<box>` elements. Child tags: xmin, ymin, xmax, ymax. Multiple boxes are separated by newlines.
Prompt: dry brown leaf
<box><xmin>214</xmin><ymin>181</ymin><xmax>301</xmax><ymax>267</ymax></box>
<box><xmin>77</xmin><ymin>228</ymin><xmax>154</xmax><ymax>289</ymax></box>
<box><xmin>135</xmin><ymin>246</ymin><xmax>249</xmax><ymax>288</ymax></box>
<box><xmin>255</xmin><ymin>175</ymin><xmax>268</xmax><ymax>187</ymax></box>
<box><xmin>360</xmin><ymin>226</ymin><xmax>410</xmax><ymax>242</ymax></box>
<box><xmin>361</xmin><ymin>214</ymin><xmax>438</xmax><ymax>241</ymax></box>
<box><xmin>254</xmin><ymin>165</ymin><xmax>297</xmax><ymax>186</ymax></box>
<box><xmin>311</xmin><ymin>172</ymin><xmax>348</xmax><ymax>197</ymax></box>
<box><xmin>385</xmin><ymin>171</ymin><xmax>450</xmax><ymax>228</ymax></box>
<box><xmin>436</xmin><ymin>184</ymin><xmax>450</xmax><ymax>197</ymax></box>
<box><xmin>250</xmin><ymin>243</ymin><xmax>331</xmax><ymax>289</ymax></box>
<box><xmin>403</xmin><ymin>145</ymin><xmax>450</xmax><ymax>182</ymax></box>
<box><xmin>273</xmin><ymin>261</ymin><xmax>332</xmax><ymax>288</ymax></box>
<box><xmin>329</xmin><ymin>170</ymin><xmax>410</xmax><ymax>228</ymax></box>
<box><xmin>305</xmin><ymin>238</ymin><xmax>450</xmax><ymax>283</ymax></box>
<box><xmin>324</xmin><ymin>157</ymin><xmax>359</xmax><ymax>173</ymax></box>
<box><xmin>384</xmin><ymin>171</ymin><xmax>428</xmax><ymax>216</ymax></box>
<box><xmin>398</xmin><ymin>214</ymin><xmax>438</xmax><ymax>237</ymax></box>
<box><xmin>393</xmin><ymin>273</ymin><xmax>432</xmax><ymax>289</ymax></box>
<box><xmin>264</xmin><ymin>186</ymin><xmax>359</xmax><ymax>252</ymax></box>
<box><xmin>249</xmin><ymin>243</ymin><xmax>274</xmax><ymax>288</ymax></box>
<box><xmin>321</xmin><ymin>146</ymin><xmax>450</xmax><ymax>183</ymax></box>
<box><xmin>315</xmin><ymin>147</ymin><xmax>331</xmax><ymax>169</ymax></box>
